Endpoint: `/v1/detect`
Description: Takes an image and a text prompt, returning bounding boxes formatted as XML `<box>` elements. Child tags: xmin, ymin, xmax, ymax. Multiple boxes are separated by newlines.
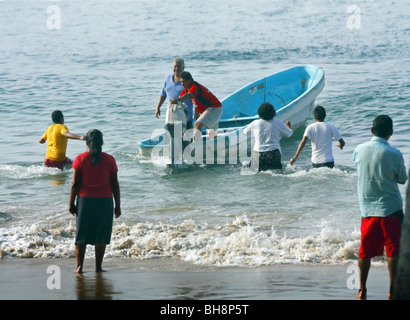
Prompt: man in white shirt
<box><xmin>290</xmin><ymin>106</ymin><xmax>345</xmax><ymax>168</ymax></box>
<box><xmin>243</xmin><ymin>102</ymin><xmax>293</xmax><ymax>171</ymax></box>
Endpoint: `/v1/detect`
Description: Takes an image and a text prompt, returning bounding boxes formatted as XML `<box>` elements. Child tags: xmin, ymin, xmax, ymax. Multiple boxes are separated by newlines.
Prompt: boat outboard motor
<box><xmin>164</xmin><ymin>101</ymin><xmax>189</xmax><ymax>165</ymax></box>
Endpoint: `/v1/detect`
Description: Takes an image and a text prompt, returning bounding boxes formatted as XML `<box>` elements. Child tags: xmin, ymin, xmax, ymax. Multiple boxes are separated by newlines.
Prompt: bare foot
<box><xmin>75</xmin><ymin>266</ymin><xmax>83</xmax><ymax>274</ymax></box>
<box><xmin>355</xmin><ymin>288</ymin><xmax>367</xmax><ymax>300</ymax></box>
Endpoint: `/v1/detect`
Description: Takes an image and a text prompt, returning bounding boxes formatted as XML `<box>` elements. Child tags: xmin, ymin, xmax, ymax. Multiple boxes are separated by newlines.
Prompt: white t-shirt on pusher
<box><xmin>244</xmin><ymin>119</ymin><xmax>293</xmax><ymax>153</ymax></box>
<box><xmin>304</xmin><ymin>121</ymin><xmax>342</xmax><ymax>164</ymax></box>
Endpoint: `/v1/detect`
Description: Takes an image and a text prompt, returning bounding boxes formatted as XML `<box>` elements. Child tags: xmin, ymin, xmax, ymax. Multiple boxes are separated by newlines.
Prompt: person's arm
<box><xmin>397</xmin><ymin>156</ymin><xmax>408</xmax><ymax>185</ymax></box>
<box><xmin>170</xmin><ymin>92</ymin><xmax>193</xmax><ymax>104</ymax></box>
<box><xmin>155</xmin><ymin>96</ymin><xmax>166</xmax><ymax>118</ymax></box>
<box><xmin>194</xmin><ymin>108</ymin><xmax>200</xmax><ymax>120</ymax></box>
<box><xmin>290</xmin><ymin>136</ymin><xmax>308</xmax><ymax>165</ymax></box>
<box><xmin>64</xmin><ymin>131</ymin><xmax>85</xmax><ymax>141</ymax></box>
<box><xmin>243</xmin><ymin>125</ymin><xmax>250</xmax><ymax>135</ymax></box>
<box><xmin>282</xmin><ymin>120</ymin><xmax>293</xmax><ymax>137</ymax></box>
<box><xmin>39</xmin><ymin>131</ymin><xmax>46</xmax><ymax>144</ymax></box>
<box><xmin>69</xmin><ymin>169</ymin><xmax>81</xmax><ymax>216</ymax></box>
<box><xmin>110</xmin><ymin>172</ymin><xmax>121</xmax><ymax>219</ymax></box>
<box><xmin>337</xmin><ymin>138</ymin><xmax>345</xmax><ymax>150</ymax></box>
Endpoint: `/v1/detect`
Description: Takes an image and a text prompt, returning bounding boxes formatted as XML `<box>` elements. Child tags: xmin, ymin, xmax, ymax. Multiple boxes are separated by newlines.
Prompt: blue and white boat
<box><xmin>138</xmin><ymin>65</ymin><xmax>325</xmax><ymax>165</ymax></box>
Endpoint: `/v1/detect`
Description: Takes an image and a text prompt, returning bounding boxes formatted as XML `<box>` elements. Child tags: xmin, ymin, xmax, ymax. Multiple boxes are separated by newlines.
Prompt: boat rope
<box><xmin>308</xmin><ymin>67</ymin><xmax>324</xmax><ymax>88</ymax></box>
<box><xmin>273</xmin><ymin>93</ymin><xmax>286</xmax><ymax>107</ymax></box>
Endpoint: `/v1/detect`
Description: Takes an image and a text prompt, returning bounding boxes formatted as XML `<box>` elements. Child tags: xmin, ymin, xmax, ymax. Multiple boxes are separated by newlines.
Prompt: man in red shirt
<box><xmin>171</xmin><ymin>71</ymin><xmax>222</xmax><ymax>142</ymax></box>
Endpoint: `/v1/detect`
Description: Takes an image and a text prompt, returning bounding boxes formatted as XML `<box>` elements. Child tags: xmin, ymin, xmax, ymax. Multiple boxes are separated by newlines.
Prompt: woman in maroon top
<box><xmin>69</xmin><ymin>129</ymin><xmax>121</xmax><ymax>273</ymax></box>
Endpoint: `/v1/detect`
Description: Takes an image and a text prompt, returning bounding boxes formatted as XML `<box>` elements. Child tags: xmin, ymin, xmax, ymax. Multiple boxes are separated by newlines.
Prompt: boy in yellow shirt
<box><xmin>39</xmin><ymin>110</ymin><xmax>85</xmax><ymax>170</ymax></box>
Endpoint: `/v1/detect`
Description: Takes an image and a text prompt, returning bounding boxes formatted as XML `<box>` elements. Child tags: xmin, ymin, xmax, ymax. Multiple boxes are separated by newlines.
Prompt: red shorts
<box><xmin>44</xmin><ymin>157</ymin><xmax>72</xmax><ymax>170</ymax></box>
<box><xmin>359</xmin><ymin>211</ymin><xmax>403</xmax><ymax>259</ymax></box>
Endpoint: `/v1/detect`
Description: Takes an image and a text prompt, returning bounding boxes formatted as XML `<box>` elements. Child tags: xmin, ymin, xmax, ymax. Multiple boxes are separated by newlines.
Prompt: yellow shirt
<box><xmin>42</xmin><ymin>124</ymin><xmax>69</xmax><ymax>161</ymax></box>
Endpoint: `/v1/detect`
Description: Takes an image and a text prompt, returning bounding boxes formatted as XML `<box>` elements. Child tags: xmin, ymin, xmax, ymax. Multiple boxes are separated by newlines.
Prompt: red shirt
<box><xmin>181</xmin><ymin>81</ymin><xmax>221</xmax><ymax>114</ymax></box>
<box><xmin>72</xmin><ymin>152</ymin><xmax>118</xmax><ymax>198</ymax></box>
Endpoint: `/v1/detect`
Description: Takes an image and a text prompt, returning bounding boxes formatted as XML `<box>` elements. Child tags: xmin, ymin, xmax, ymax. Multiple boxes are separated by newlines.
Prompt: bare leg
<box><xmin>95</xmin><ymin>244</ymin><xmax>106</xmax><ymax>273</ymax></box>
<box><xmin>193</xmin><ymin>121</ymin><xmax>205</xmax><ymax>142</ymax></box>
<box><xmin>207</xmin><ymin>129</ymin><xmax>216</xmax><ymax>140</ymax></box>
<box><xmin>75</xmin><ymin>245</ymin><xmax>86</xmax><ymax>273</ymax></box>
<box><xmin>356</xmin><ymin>258</ymin><xmax>370</xmax><ymax>300</ymax></box>
<box><xmin>388</xmin><ymin>256</ymin><xmax>398</xmax><ymax>299</ymax></box>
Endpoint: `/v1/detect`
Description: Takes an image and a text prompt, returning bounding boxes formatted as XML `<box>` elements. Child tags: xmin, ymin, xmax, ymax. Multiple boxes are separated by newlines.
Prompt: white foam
<box><xmin>106</xmin><ymin>215</ymin><xmax>364</xmax><ymax>266</ymax></box>
<box><xmin>0</xmin><ymin>164</ymin><xmax>64</xmax><ymax>180</ymax></box>
<box><xmin>0</xmin><ymin>214</ymin><xmax>375</xmax><ymax>266</ymax></box>
<box><xmin>0</xmin><ymin>221</ymin><xmax>76</xmax><ymax>258</ymax></box>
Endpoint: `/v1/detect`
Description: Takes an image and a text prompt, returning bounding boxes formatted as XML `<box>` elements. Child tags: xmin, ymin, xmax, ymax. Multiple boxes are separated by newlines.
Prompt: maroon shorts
<box><xmin>44</xmin><ymin>157</ymin><xmax>72</xmax><ymax>170</ymax></box>
<box><xmin>359</xmin><ymin>211</ymin><xmax>403</xmax><ymax>259</ymax></box>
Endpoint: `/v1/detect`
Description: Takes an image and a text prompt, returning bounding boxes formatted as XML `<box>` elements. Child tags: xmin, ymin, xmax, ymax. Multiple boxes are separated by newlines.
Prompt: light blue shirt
<box><xmin>160</xmin><ymin>74</ymin><xmax>193</xmax><ymax>121</ymax></box>
<box><xmin>353</xmin><ymin>136</ymin><xmax>408</xmax><ymax>217</ymax></box>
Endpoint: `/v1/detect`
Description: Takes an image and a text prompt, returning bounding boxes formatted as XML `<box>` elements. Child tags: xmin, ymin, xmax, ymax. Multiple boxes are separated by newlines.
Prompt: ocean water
<box><xmin>0</xmin><ymin>0</ymin><xmax>409</xmax><ymax>267</ymax></box>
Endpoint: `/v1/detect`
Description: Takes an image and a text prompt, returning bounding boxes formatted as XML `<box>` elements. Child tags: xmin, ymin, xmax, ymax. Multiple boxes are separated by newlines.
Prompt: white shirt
<box><xmin>304</xmin><ymin>122</ymin><xmax>342</xmax><ymax>164</ymax></box>
<box><xmin>243</xmin><ymin>118</ymin><xmax>293</xmax><ymax>153</ymax></box>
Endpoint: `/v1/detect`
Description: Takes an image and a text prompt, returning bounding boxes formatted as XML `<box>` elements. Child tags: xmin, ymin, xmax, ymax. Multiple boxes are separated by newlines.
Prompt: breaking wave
<box><xmin>1</xmin><ymin>214</ymin><xmax>362</xmax><ymax>266</ymax></box>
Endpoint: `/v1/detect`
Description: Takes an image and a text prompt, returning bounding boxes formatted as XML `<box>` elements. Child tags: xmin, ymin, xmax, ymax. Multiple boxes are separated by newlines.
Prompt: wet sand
<box><xmin>0</xmin><ymin>258</ymin><xmax>391</xmax><ymax>300</ymax></box>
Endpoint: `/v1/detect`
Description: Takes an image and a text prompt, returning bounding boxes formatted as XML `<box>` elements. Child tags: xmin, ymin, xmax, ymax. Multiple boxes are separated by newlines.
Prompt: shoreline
<box><xmin>0</xmin><ymin>257</ymin><xmax>391</xmax><ymax>300</ymax></box>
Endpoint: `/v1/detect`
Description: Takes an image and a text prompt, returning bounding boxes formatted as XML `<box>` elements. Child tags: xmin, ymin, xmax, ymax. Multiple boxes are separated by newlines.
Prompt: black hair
<box><xmin>257</xmin><ymin>102</ymin><xmax>276</xmax><ymax>120</ymax></box>
<box><xmin>179</xmin><ymin>71</ymin><xmax>193</xmax><ymax>81</ymax></box>
<box><xmin>51</xmin><ymin>110</ymin><xmax>64</xmax><ymax>123</ymax></box>
<box><xmin>313</xmin><ymin>105</ymin><xmax>326</xmax><ymax>121</ymax></box>
<box><xmin>372</xmin><ymin>115</ymin><xmax>393</xmax><ymax>138</ymax></box>
<box><xmin>86</xmin><ymin>129</ymin><xmax>103</xmax><ymax>165</ymax></box>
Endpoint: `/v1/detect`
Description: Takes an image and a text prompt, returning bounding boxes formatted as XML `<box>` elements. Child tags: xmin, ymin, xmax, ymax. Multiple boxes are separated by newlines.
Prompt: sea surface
<box><xmin>0</xmin><ymin>0</ymin><xmax>409</xmax><ymax>268</ymax></box>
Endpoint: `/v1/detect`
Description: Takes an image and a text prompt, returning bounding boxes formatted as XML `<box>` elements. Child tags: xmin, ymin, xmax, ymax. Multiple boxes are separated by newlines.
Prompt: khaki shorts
<box><xmin>196</xmin><ymin>107</ymin><xmax>223</xmax><ymax>130</ymax></box>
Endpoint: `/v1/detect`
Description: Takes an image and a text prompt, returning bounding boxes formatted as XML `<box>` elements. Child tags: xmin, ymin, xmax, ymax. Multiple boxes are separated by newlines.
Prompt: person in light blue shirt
<box><xmin>353</xmin><ymin>115</ymin><xmax>408</xmax><ymax>300</ymax></box>
<box><xmin>353</xmin><ymin>116</ymin><xmax>408</xmax><ymax>218</ymax></box>
<box><xmin>155</xmin><ymin>57</ymin><xmax>193</xmax><ymax>129</ymax></box>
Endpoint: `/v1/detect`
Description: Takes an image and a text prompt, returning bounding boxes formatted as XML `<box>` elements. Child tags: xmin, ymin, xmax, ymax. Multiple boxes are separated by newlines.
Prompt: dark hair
<box><xmin>179</xmin><ymin>71</ymin><xmax>193</xmax><ymax>81</ymax></box>
<box><xmin>313</xmin><ymin>106</ymin><xmax>326</xmax><ymax>121</ymax></box>
<box><xmin>257</xmin><ymin>102</ymin><xmax>276</xmax><ymax>120</ymax></box>
<box><xmin>51</xmin><ymin>110</ymin><xmax>64</xmax><ymax>123</ymax></box>
<box><xmin>372</xmin><ymin>115</ymin><xmax>393</xmax><ymax>138</ymax></box>
<box><xmin>86</xmin><ymin>129</ymin><xmax>103</xmax><ymax>165</ymax></box>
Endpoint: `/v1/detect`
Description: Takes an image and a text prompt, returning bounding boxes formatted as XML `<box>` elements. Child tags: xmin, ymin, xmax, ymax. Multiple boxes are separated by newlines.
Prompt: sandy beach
<box><xmin>0</xmin><ymin>258</ymin><xmax>391</xmax><ymax>300</ymax></box>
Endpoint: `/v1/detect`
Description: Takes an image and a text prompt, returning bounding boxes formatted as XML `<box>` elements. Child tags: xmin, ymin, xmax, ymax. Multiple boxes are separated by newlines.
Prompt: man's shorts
<box><xmin>312</xmin><ymin>162</ymin><xmax>334</xmax><ymax>169</ymax></box>
<box><xmin>44</xmin><ymin>157</ymin><xmax>72</xmax><ymax>170</ymax></box>
<box><xmin>359</xmin><ymin>211</ymin><xmax>403</xmax><ymax>259</ymax></box>
<box><xmin>196</xmin><ymin>107</ymin><xmax>223</xmax><ymax>130</ymax></box>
